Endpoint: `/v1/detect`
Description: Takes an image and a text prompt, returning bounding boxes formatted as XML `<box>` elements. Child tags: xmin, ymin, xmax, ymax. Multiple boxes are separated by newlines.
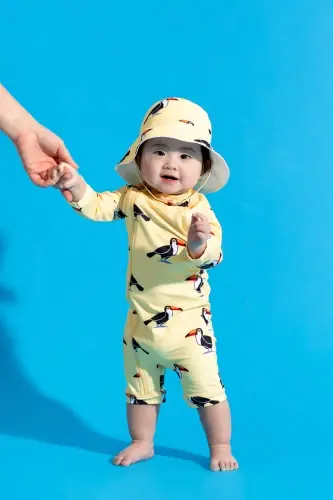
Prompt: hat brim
<box><xmin>115</xmin><ymin>123</ymin><xmax>230</xmax><ymax>194</ymax></box>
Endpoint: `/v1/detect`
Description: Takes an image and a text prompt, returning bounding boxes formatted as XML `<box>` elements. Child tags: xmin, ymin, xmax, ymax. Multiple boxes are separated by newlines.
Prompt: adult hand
<box><xmin>15</xmin><ymin>127</ymin><xmax>78</xmax><ymax>187</ymax></box>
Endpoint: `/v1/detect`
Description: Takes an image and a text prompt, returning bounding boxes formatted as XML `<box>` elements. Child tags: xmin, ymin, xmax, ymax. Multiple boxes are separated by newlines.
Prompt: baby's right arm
<box><xmin>50</xmin><ymin>162</ymin><xmax>86</xmax><ymax>202</ymax></box>
<box><xmin>49</xmin><ymin>162</ymin><xmax>128</xmax><ymax>222</ymax></box>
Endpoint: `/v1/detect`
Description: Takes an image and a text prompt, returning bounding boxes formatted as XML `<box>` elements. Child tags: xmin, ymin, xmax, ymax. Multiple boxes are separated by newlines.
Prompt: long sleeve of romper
<box><xmin>186</xmin><ymin>201</ymin><xmax>223</xmax><ymax>269</ymax></box>
<box><xmin>69</xmin><ymin>184</ymin><xmax>129</xmax><ymax>222</ymax></box>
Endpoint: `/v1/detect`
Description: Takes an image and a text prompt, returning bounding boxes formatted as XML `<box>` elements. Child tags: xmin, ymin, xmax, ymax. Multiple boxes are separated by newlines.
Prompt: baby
<box><xmin>48</xmin><ymin>97</ymin><xmax>238</xmax><ymax>472</ymax></box>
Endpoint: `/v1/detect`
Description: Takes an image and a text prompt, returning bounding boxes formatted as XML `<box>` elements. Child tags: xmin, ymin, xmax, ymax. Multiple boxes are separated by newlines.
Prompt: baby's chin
<box><xmin>144</xmin><ymin>179</ymin><xmax>194</xmax><ymax>196</ymax></box>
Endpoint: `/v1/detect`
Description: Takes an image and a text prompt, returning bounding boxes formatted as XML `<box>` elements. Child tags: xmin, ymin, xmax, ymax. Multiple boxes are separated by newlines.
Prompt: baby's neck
<box><xmin>144</xmin><ymin>183</ymin><xmax>193</xmax><ymax>198</ymax></box>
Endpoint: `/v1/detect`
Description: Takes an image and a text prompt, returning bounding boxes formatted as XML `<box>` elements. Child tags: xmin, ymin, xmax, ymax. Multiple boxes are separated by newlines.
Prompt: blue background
<box><xmin>0</xmin><ymin>0</ymin><xmax>332</xmax><ymax>498</ymax></box>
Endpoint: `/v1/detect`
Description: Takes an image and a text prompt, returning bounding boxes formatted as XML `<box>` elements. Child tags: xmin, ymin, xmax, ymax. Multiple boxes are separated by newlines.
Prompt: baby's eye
<box><xmin>154</xmin><ymin>150</ymin><xmax>165</xmax><ymax>156</ymax></box>
<box><xmin>180</xmin><ymin>153</ymin><xmax>191</xmax><ymax>160</ymax></box>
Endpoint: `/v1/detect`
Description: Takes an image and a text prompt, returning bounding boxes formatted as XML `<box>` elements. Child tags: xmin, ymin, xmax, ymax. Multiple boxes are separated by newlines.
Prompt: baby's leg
<box><xmin>173</xmin><ymin>321</ymin><xmax>238</xmax><ymax>471</ymax></box>
<box><xmin>113</xmin><ymin>317</ymin><xmax>166</xmax><ymax>467</ymax></box>
<box><xmin>198</xmin><ymin>400</ymin><xmax>238</xmax><ymax>472</ymax></box>
<box><xmin>113</xmin><ymin>403</ymin><xmax>159</xmax><ymax>466</ymax></box>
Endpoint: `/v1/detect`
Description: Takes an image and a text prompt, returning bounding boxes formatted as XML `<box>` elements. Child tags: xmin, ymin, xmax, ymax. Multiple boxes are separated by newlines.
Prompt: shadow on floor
<box><xmin>0</xmin><ymin>235</ymin><xmax>208</xmax><ymax>469</ymax></box>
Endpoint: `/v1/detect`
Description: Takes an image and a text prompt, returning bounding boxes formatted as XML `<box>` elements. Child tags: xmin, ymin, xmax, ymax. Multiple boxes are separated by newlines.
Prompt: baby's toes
<box><xmin>225</xmin><ymin>458</ymin><xmax>239</xmax><ymax>471</ymax></box>
<box><xmin>210</xmin><ymin>459</ymin><xmax>221</xmax><ymax>472</ymax></box>
<box><xmin>112</xmin><ymin>454</ymin><xmax>124</xmax><ymax>466</ymax></box>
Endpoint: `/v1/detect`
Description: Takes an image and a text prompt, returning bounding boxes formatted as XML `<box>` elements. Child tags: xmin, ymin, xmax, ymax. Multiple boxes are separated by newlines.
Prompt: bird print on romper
<box><xmin>189</xmin><ymin>396</ymin><xmax>219</xmax><ymax>408</ymax></box>
<box><xmin>186</xmin><ymin>270</ymin><xmax>205</xmax><ymax>297</ymax></box>
<box><xmin>134</xmin><ymin>204</ymin><xmax>150</xmax><ymax>222</ymax></box>
<box><xmin>201</xmin><ymin>307</ymin><xmax>212</xmax><ymax>331</ymax></box>
<box><xmin>132</xmin><ymin>338</ymin><xmax>149</xmax><ymax>354</ymax></box>
<box><xmin>159</xmin><ymin>371</ymin><xmax>167</xmax><ymax>403</ymax></box>
<box><xmin>166</xmin><ymin>199</ymin><xmax>189</xmax><ymax>207</ymax></box>
<box><xmin>174</xmin><ymin>364</ymin><xmax>189</xmax><ymax>379</ymax></box>
<box><xmin>147</xmin><ymin>238</ymin><xmax>186</xmax><ymax>264</ymax></box>
<box><xmin>196</xmin><ymin>252</ymin><xmax>223</xmax><ymax>270</ymax></box>
<box><xmin>127</xmin><ymin>394</ymin><xmax>148</xmax><ymax>405</ymax></box>
<box><xmin>143</xmin><ymin>97</ymin><xmax>179</xmax><ymax>124</ymax></box>
<box><xmin>185</xmin><ymin>328</ymin><xmax>214</xmax><ymax>354</ymax></box>
<box><xmin>114</xmin><ymin>208</ymin><xmax>127</xmax><ymax>220</ymax></box>
<box><xmin>129</xmin><ymin>275</ymin><xmax>144</xmax><ymax>292</ymax></box>
<box><xmin>144</xmin><ymin>305</ymin><xmax>183</xmax><ymax>328</ymax></box>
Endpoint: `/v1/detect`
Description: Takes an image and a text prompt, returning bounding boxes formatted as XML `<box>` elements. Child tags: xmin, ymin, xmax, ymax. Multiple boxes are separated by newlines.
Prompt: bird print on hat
<box><xmin>143</xmin><ymin>97</ymin><xmax>179</xmax><ymax>124</ymax></box>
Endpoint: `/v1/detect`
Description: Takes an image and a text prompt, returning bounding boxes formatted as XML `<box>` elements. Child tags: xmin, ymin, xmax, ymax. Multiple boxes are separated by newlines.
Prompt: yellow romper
<box><xmin>70</xmin><ymin>183</ymin><xmax>227</xmax><ymax>408</ymax></box>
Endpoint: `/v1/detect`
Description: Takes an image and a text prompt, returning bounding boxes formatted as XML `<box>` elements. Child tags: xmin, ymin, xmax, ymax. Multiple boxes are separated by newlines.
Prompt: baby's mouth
<box><xmin>161</xmin><ymin>174</ymin><xmax>179</xmax><ymax>181</ymax></box>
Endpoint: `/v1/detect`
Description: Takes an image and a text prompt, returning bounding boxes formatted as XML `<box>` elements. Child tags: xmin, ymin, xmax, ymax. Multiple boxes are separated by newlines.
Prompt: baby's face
<box><xmin>137</xmin><ymin>138</ymin><xmax>203</xmax><ymax>195</ymax></box>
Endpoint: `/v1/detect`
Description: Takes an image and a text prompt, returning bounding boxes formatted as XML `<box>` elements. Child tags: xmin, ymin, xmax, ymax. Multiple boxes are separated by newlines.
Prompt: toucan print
<box><xmin>127</xmin><ymin>394</ymin><xmax>148</xmax><ymax>405</ymax></box>
<box><xmin>144</xmin><ymin>305</ymin><xmax>183</xmax><ymax>328</ymax></box>
<box><xmin>201</xmin><ymin>307</ymin><xmax>212</xmax><ymax>326</ymax></box>
<box><xmin>141</xmin><ymin>128</ymin><xmax>152</xmax><ymax>141</ymax></box>
<box><xmin>185</xmin><ymin>328</ymin><xmax>213</xmax><ymax>354</ymax></box>
<box><xmin>194</xmin><ymin>139</ymin><xmax>212</xmax><ymax>149</ymax></box>
<box><xmin>177</xmin><ymin>200</ymin><xmax>190</xmax><ymax>207</ymax></box>
<box><xmin>134</xmin><ymin>204</ymin><xmax>150</xmax><ymax>221</ymax></box>
<box><xmin>147</xmin><ymin>238</ymin><xmax>186</xmax><ymax>263</ymax></box>
<box><xmin>186</xmin><ymin>270</ymin><xmax>205</xmax><ymax>296</ymax></box>
<box><xmin>132</xmin><ymin>338</ymin><xmax>149</xmax><ymax>354</ymax></box>
<box><xmin>123</xmin><ymin>338</ymin><xmax>127</xmax><ymax>345</ymax></box>
<box><xmin>143</xmin><ymin>98</ymin><xmax>179</xmax><ymax>124</ymax></box>
<box><xmin>159</xmin><ymin>373</ymin><xmax>167</xmax><ymax>402</ymax></box>
<box><xmin>179</xmin><ymin>119</ymin><xmax>195</xmax><ymax>126</ymax></box>
<box><xmin>114</xmin><ymin>208</ymin><xmax>127</xmax><ymax>220</ymax></box>
<box><xmin>133</xmin><ymin>373</ymin><xmax>141</xmax><ymax>378</ymax></box>
<box><xmin>189</xmin><ymin>396</ymin><xmax>219</xmax><ymax>408</ymax></box>
<box><xmin>166</xmin><ymin>199</ymin><xmax>189</xmax><ymax>207</ymax></box>
<box><xmin>72</xmin><ymin>207</ymin><xmax>82</xmax><ymax>213</ymax></box>
<box><xmin>197</xmin><ymin>252</ymin><xmax>223</xmax><ymax>270</ymax></box>
<box><xmin>119</xmin><ymin>149</ymin><xmax>131</xmax><ymax>163</ymax></box>
<box><xmin>129</xmin><ymin>275</ymin><xmax>144</xmax><ymax>292</ymax></box>
<box><xmin>174</xmin><ymin>364</ymin><xmax>189</xmax><ymax>379</ymax></box>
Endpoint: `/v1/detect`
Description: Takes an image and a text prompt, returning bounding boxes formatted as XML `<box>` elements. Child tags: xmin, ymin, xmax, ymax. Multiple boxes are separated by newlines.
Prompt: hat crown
<box><xmin>140</xmin><ymin>97</ymin><xmax>212</xmax><ymax>145</ymax></box>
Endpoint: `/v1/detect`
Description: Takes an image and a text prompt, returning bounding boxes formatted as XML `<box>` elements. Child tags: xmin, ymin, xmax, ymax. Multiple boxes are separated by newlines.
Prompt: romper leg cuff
<box><xmin>126</xmin><ymin>391</ymin><xmax>167</xmax><ymax>406</ymax></box>
<box><xmin>186</xmin><ymin>392</ymin><xmax>227</xmax><ymax>409</ymax></box>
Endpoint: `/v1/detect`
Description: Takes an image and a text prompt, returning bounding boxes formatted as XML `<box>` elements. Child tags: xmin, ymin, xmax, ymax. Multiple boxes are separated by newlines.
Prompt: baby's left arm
<box><xmin>187</xmin><ymin>205</ymin><xmax>223</xmax><ymax>269</ymax></box>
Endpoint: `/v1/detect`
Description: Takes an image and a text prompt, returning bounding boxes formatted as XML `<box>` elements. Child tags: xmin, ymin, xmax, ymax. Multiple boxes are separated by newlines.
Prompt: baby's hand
<box><xmin>49</xmin><ymin>162</ymin><xmax>86</xmax><ymax>202</ymax></box>
<box><xmin>187</xmin><ymin>212</ymin><xmax>210</xmax><ymax>258</ymax></box>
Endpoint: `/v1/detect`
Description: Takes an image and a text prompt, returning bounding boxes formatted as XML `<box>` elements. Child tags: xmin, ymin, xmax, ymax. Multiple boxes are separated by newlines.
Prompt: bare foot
<box><xmin>210</xmin><ymin>444</ymin><xmax>239</xmax><ymax>472</ymax></box>
<box><xmin>112</xmin><ymin>441</ymin><xmax>154</xmax><ymax>467</ymax></box>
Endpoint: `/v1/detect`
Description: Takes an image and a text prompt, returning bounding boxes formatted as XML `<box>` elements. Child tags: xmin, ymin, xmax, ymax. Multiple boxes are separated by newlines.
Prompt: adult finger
<box><xmin>57</xmin><ymin>141</ymin><xmax>79</xmax><ymax>170</ymax></box>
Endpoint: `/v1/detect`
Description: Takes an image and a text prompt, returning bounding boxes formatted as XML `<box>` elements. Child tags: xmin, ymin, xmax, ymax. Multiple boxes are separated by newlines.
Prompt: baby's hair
<box><xmin>201</xmin><ymin>146</ymin><xmax>212</xmax><ymax>175</ymax></box>
<box><xmin>135</xmin><ymin>144</ymin><xmax>212</xmax><ymax>175</ymax></box>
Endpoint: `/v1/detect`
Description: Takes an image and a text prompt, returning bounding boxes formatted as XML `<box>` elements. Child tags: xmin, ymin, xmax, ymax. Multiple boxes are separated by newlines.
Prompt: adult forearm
<box><xmin>0</xmin><ymin>84</ymin><xmax>39</xmax><ymax>141</ymax></box>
